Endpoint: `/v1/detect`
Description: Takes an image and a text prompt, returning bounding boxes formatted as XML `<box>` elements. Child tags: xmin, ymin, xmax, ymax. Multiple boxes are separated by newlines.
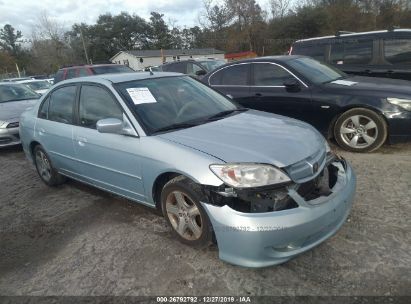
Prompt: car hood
<box><xmin>323</xmin><ymin>75</ymin><xmax>411</xmax><ymax>96</ymax></box>
<box><xmin>158</xmin><ymin>110</ymin><xmax>325</xmax><ymax>168</ymax></box>
<box><xmin>0</xmin><ymin>99</ymin><xmax>39</xmax><ymax>122</ymax></box>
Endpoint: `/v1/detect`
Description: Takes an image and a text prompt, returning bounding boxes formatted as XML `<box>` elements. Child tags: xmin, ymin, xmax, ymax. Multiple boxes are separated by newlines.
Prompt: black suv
<box><xmin>290</xmin><ymin>29</ymin><xmax>411</xmax><ymax>81</ymax></box>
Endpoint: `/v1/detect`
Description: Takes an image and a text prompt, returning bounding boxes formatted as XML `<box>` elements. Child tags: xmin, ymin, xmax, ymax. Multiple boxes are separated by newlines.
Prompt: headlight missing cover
<box><xmin>387</xmin><ymin>98</ymin><xmax>411</xmax><ymax>111</ymax></box>
<box><xmin>210</xmin><ymin>164</ymin><xmax>291</xmax><ymax>188</ymax></box>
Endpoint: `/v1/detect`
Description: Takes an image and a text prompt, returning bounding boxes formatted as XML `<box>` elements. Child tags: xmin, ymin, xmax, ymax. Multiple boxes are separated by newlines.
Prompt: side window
<box><xmin>293</xmin><ymin>43</ymin><xmax>326</xmax><ymax>61</ymax></box>
<box><xmin>253</xmin><ymin>63</ymin><xmax>294</xmax><ymax>86</ymax></box>
<box><xmin>343</xmin><ymin>39</ymin><xmax>373</xmax><ymax>64</ymax></box>
<box><xmin>330</xmin><ymin>42</ymin><xmax>345</xmax><ymax>65</ymax></box>
<box><xmin>79</xmin><ymin>85</ymin><xmax>123</xmax><ymax>129</ymax></box>
<box><xmin>66</xmin><ymin>68</ymin><xmax>77</xmax><ymax>79</ymax></box>
<box><xmin>211</xmin><ymin>64</ymin><xmax>249</xmax><ymax>86</ymax></box>
<box><xmin>48</xmin><ymin>86</ymin><xmax>76</xmax><ymax>124</ymax></box>
<box><xmin>187</xmin><ymin>63</ymin><xmax>204</xmax><ymax>76</ymax></box>
<box><xmin>384</xmin><ymin>39</ymin><xmax>411</xmax><ymax>65</ymax></box>
<box><xmin>38</xmin><ymin>97</ymin><xmax>50</xmax><ymax>119</ymax></box>
<box><xmin>78</xmin><ymin>68</ymin><xmax>89</xmax><ymax>77</ymax></box>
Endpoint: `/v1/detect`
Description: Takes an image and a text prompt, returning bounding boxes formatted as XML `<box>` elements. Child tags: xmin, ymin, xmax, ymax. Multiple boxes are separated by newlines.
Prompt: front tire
<box><xmin>161</xmin><ymin>176</ymin><xmax>213</xmax><ymax>248</ymax></box>
<box><xmin>334</xmin><ymin>108</ymin><xmax>387</xmax><ymax>153</ymax></box>
<box><xmin>33</xmin><ymin>145</ymin><xmax>66</xmax><ymax>186</ymax></box>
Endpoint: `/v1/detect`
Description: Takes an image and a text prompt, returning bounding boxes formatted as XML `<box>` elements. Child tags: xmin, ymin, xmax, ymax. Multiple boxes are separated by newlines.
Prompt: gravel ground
<box><xmin>0</xmin><ymin>142</ymin><xmax>410</xmax><ymax>296</ymax></box>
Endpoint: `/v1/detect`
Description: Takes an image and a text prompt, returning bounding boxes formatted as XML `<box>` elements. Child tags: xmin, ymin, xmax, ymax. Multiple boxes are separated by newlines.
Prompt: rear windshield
<box><xmin>91</xmin><ymin>65</ymin><xmax>134</xmax><ymax>75</ymax></box>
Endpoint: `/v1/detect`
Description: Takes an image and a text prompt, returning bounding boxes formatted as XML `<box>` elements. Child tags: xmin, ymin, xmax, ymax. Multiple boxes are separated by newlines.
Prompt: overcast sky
<box><xmin>1</xmin><ymin>0</ymin><xmax>270</xmax><ymax>39</ymax></box>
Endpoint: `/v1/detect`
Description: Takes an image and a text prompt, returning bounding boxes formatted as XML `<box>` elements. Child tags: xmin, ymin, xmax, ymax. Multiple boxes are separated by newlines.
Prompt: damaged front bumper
<box><xmin>201</xmin><ymin>158</ymin><xmax>356</xmax><ymax>268</ymax></box>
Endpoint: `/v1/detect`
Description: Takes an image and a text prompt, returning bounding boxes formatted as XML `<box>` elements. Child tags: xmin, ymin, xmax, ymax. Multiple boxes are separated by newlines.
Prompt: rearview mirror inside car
<box><xmin>283</xmin><ymin>79</ymin><xmax>301</xmax><ymax>92</ymax></box>
<box><xmin>96</xmin><ymin>118</ymin><xmax>123</xmax><ymax>134</ymax></box>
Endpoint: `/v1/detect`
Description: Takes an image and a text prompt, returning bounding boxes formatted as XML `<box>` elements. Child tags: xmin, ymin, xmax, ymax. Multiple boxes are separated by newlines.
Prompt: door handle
<box><xmin>77</xmin><ymin>137</ymin><xmax>88</xmax><ymax>146</ymax></box>
<box><xmin>255</xmin><ymin>93</ymin><xmax>263</xmax><ymax>97</ymax></box>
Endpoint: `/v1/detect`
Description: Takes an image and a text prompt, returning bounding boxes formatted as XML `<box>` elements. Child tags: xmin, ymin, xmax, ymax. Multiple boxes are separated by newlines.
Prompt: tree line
<box><xmin>1</xmin><ymin>0</ymin><xmax>411</xmax><ymax>76</ymax></box>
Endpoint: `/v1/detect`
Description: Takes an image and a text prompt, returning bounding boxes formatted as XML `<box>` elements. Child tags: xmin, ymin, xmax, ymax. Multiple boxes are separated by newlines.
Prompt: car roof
<box><xmin>294</xmin><ymin>29</ymin><xmax>411</xmax><ymax>43</ymax></box>
<box><xmin>16</xmin><ymin>79</ymin><xmax>48</xmax><ymax>83</ymax></box>
<box><xmin>59</xmin><ymin>64</ymin><xmax>125</xmax><ymax>70</ymax></box>
<box><xmin>60</xmin><ymin>72</ymin><xmax>184</xmax><ymax>85</ymax></box>
<box><xmin>218</xmin><ymin>55</ymin><xmax>305</xmax><ymax>65</ymax></box>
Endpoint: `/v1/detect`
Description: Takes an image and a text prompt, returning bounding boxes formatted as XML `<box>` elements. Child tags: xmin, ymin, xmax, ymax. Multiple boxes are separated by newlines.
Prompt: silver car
<box><xmin>20</xmin><ymin>72</ymin><xmax>356</xmax><ymax>267</ymax></box>
<box><xmin>0</xmin><ymin>83</ymin><xmax>39</xmax><ymax>147</ymax></box>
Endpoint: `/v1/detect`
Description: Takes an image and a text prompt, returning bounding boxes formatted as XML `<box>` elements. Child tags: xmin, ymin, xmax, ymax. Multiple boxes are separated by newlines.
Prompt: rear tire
<box><xmin>33</xmin><ymin>145</ymin><xmax>66</xmax><ymax>186</ymax></box>
<box><xmin>161</xmin><ymin>176</ymin><xmax>213</xmax><ymax>248</ymax></box>
<box><xmin>334</xmin><ymin>108</ymin><xmax>387</xmax><ymax>153</ymax></box>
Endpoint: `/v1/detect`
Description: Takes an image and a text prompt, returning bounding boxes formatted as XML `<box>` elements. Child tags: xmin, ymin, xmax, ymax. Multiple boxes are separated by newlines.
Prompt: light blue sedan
<box><xmin>19</xmin><ymin>72</ymin><xmax>356</xmax><ymax>267</ymax></box>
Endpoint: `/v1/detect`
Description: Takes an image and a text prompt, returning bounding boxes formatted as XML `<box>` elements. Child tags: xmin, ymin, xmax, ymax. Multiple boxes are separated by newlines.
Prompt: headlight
<box><xmin>210</xmin><ymin>164</ymin><xmax>291</xmax><ymax>188</ymax></box>
<box><xmin>387</xmin><ymin>98</ymin><xmax>411</xmax><ymax>111</ymax></box>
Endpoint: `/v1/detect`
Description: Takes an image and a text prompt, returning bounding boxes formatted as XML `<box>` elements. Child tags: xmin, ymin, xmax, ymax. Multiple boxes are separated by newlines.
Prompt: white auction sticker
<box><xmin>126</xmin><ymin>87</ymin><xmax>157</xmax><ymax>105</ymax></box>
<box><xmin>331</xmin><ymin>80</ymin><xmax>358</xmax><ymax>86</ymax></box>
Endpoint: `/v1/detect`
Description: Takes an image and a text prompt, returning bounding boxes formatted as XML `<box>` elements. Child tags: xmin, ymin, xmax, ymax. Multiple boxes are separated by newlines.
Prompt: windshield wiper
<box><xmin>206</xmin><ymin>108</ymin><xmax>248</xmax><ymax>121</ymax></box>
<box><xmin>152</xmin><ymin>122</ymin><xmax>201</xmax><ymax>134</ymax></box>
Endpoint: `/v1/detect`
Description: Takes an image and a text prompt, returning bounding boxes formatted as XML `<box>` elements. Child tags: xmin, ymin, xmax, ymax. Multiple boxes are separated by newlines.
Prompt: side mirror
<box><xmin>283</xmin><ymin>78</ymin><xmax>301</xmax><ymax>92</ymax></box>
<box><xmin>96</xmin><ymin>118</ymin><xmax>123</xmax><ymax>134</ymax></box>
<box><xmin>195</xmin><ymin>70</ymin><xmax>207</xmax><ymax>77</ymax></box>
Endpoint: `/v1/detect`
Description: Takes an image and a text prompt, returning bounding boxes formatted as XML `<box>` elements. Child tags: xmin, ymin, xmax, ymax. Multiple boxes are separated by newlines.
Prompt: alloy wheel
<box><xmin>35</xmin><ymin>150</ymin><xmax>52</xmax><ymax>182</ymax></box>
<box><xmin>165</xmin><ymin>190</ymin><xmax>203</xmax><ymax>241</ymax></box>
<box><xmin>339</xmin><ymin>114</ymin><xmax>378</xmax><ymax>149</ymax></box>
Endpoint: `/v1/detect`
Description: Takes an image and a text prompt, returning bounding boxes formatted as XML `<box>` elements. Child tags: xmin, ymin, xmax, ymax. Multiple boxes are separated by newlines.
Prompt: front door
<box><xmin>72</xmin><ymin>84</ymin><xmax>146</xmax><ymax>202</ymax></box>
<box><xmin>246</xmin><ymin>62</ymin><xmax>313</xmax><ymax>123</ymax></box>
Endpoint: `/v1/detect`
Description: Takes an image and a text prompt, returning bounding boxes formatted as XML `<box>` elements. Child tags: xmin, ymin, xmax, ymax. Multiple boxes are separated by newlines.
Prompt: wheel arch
<box><xmin>29</xmin><ymin>140</ymin><xmax>41</xmax><ymax>160</ymax></box>
<box><xmin>152</xmin><ymin>172</ymin><xmax>184</xmax><ymax>210</ymax></box>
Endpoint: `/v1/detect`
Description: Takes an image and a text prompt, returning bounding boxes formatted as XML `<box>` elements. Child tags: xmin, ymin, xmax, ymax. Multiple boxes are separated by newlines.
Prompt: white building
<box><xmin>110</xmin><ymin>48</ymin><xmax>225</xmax><ymax>70</ymax></box>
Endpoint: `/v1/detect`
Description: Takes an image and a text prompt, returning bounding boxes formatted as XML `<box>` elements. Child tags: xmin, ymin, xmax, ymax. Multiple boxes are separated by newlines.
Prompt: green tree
<box><xmin>0</xmin><ymin>24</ymin><xmax>22</xmax><ymax>56</ymax></box>
<box><xmin>149</xmin><ymin>12</ymin><xmax>173</xmax><ymax>49</ymax></box>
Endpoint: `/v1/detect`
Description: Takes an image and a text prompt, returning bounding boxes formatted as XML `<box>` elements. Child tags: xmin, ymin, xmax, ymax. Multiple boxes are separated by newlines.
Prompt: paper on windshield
<box><xmin>126</xmin><ymin>87</ymin><xmax>157</xmax><ymax>104</ymax></box>
<box><xmin>331</xmin><ymin>80</ymin><xmax>358</xmax><ymax>86</ymax></box>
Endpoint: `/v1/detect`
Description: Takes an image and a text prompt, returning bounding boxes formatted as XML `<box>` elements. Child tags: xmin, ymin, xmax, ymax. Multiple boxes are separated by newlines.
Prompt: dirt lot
<box><xmin>0</xmin><ymin>143</ymin><xmax>410</xmax><ymax>296</ymax></box>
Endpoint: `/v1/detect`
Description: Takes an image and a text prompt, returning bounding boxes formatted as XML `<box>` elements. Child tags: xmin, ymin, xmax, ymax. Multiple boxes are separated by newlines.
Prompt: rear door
<box><xmin>329</xmin><ymin>37</ymin><xmax>376</xmax><ymax>76</ymax></box>
<box><xmin>35</xmin><ymin>85</ymin><xmax>78</xmax><ymax>173</ymax></box>
<box><xmin>72</xmin><ymin>84</ymin><xmax>145</xmax><ymax>201</ymax></box>
<box><xmin>207</xmin><ymin>63</ymin><xmax>251</xmax><ymax>103</ymax></box>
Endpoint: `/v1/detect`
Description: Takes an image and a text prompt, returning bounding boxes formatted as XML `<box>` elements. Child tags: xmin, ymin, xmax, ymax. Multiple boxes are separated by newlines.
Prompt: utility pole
<box><xmin>80</xmin><ymin>27</ymin><xmax>90</xmax><ymax>64</ymax></box>
<box><xmin>15</xmin><ymin>63</ymin><xmax>21</xmax><ymax>78</ymax></box>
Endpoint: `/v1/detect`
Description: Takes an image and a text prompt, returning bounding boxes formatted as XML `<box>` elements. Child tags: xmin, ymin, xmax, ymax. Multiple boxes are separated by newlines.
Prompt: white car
<box><xmin>17</xmin><ymin>79</ymin><xmax>52</xmax><ymax>95</ymax></box>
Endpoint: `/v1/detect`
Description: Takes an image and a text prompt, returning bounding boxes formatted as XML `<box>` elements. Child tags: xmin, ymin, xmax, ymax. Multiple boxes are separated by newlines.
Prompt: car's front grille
<box><xmin>285</xmin><ymin>148</ymin><xmax>326</xmax><ymax>183</ymax></box>
<box><xmin>6</xmin><ymin>122</ymin><xmax>19</xmax><ymax>128</ymax></box>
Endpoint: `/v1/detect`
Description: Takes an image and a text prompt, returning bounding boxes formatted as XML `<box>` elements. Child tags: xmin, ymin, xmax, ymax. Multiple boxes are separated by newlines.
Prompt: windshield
<box><xmin>91</xmin><ymin>65</ymin><xmax>134</xmax><ymax>75</ymax></box>
<box><xmin>197</xmin><ymin>60</ymin><xmax>226</xmax><ymax>71</ymax></box>
<box><xmin>25</xmin><ymin>81</ymin><xmax>51</xmax><ymax>90</ymax></box>
<box><xmin>287</xmin><ymin>57</ymin><xmax>346</xmax><ymax>84</ymax></box>
<box><xmin>115</xmin><ymin>76</ymin><xmax>238</xmax><ymax>134</ymax></box>
<box><xmin>0</xmin><ymin>84</ymin><xmax>39</xmax><ymax>103</ymax></box>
